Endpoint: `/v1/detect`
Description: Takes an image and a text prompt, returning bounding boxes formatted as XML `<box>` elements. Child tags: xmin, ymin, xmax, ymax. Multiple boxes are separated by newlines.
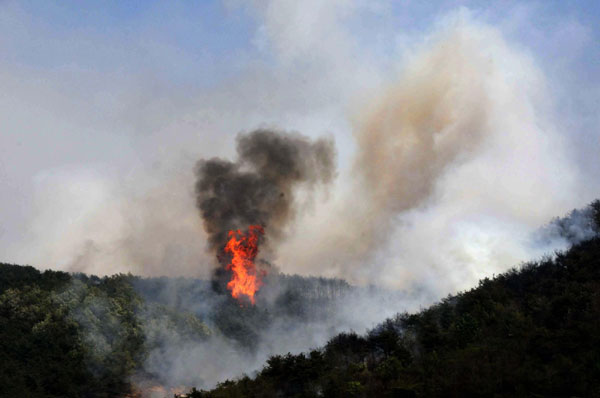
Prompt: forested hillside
<box><xmin>188</xmin><ymin>201</ymin><xmax>600</xmax><ymax>398</ymax></box>
<box><xmin>0</xmin><ymin>269</ymin><xmax>142</xmax><ymax>397</ymax></box>
<box><xmin>0</xmin><ymin>260</ymin><xmax>367</xmax><ymax>397</ymax></box>
<box><xmin>1</xmin><ymin>201</ymin><xmax>598</xmax><ymax>398</ymax></box>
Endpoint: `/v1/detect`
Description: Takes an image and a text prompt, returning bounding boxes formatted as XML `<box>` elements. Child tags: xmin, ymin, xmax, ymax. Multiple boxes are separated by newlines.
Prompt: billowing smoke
<box><xmin>277</xmin><ymin>15</ymin><xmax>589</xmax><ymax>292</ymax></box>
<box><xmin>194</xmin><ymin>129</ymin><xmax>335</xmax><ymax>252</ymax></box>
<box><xmin>346</xmin><ymin>17</ymin><xmax>583</xmax><ymax>291</ymax></box>
<box><xmin>351</xmin><ymin>24</ymin><xmax>492</xmax><ymax>257</ymax></box>
<box><xmin>536</xmin><ymin>204</ymin><xmax>599</xmax><ymax>247</ymax></box>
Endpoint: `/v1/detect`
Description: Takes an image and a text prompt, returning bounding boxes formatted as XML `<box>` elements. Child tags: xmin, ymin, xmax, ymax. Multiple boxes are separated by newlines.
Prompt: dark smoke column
<box><xmin>194</xmin><ymin>128</ymin><xmax>336</xmax><ymax>295</ymax></box>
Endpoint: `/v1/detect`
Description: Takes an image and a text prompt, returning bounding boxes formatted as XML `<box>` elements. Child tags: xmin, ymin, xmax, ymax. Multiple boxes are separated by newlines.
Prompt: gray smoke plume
<box><xmin>535</xmin><ymin>204</ymin><xmax>599</xmax><ymax>248</ymax></box>
<box><xmin>194</xmin><ymin>128</ymin><xmax>335</xmax><ymax>252</ymax></box>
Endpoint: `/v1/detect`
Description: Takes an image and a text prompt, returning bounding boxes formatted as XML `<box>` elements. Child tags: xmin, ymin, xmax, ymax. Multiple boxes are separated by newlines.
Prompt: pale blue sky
<box><xmin>4</xmin><ymin>1</ymin><xmax>599</xmax><ymax>86</ymax></box>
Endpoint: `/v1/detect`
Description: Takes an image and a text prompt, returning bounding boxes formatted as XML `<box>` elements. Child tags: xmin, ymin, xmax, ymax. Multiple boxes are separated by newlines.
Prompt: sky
<box><xmin>1</xmin><ymin>0</ymin><xmax>599</xmax><ymax>296</ymax></box>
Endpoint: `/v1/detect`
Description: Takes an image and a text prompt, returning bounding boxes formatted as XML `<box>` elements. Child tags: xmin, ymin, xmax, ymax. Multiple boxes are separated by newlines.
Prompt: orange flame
<box><xmin>224</xmin><ymin>225</ymin><xmax>265</xmax><ymax>304</ymax></box>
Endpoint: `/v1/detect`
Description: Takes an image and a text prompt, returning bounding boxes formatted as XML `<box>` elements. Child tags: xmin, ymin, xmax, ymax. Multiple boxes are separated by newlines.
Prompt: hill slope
<box><xmin>1</xmin><ymin>201</ymin><xmax>598</xmax><ymax>397</ymax></box>
<box><xmin>0</xmin><ymin>263</ymin><xmax>381</xmax><ymax>396</ymax></box>
<box><xmin>188</xmin><ymin>201</ymin><xmax>600</xmax><ymax>398</ymax></box>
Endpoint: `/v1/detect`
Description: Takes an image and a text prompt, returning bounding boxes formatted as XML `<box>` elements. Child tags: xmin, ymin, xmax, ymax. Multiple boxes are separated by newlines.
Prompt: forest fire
<box><xmin>223</xmin><ymin>225</ymin><xmax>265</xmax><ymax>304</ymax></box>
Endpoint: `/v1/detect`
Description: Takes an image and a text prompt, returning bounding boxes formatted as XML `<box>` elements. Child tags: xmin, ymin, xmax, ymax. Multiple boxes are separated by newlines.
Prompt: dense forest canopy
<box><xmin>0</xmin><ymin>201</ymin><xmax>599</xmax><ymax>397</ymax></box>
<box><xmin>0</xmin><ymin>255</ymin><xmax>392</xmax><ymax>396</ymax></box>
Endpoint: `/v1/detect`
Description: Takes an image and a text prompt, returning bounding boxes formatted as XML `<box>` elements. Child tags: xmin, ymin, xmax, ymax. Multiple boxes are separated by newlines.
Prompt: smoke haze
<box><xmin>2</xmin><ymin>4</ymin><xmax>598</xmax><ymax>296</ymax></box>
<box><xmin>276</xmin><ymin>14</ymin><xmax>591</xmax><ymax>294</ymax></box>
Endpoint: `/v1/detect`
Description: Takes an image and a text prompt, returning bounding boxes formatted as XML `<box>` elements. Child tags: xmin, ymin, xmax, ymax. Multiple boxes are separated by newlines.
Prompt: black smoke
<box><xmin>194</xmin><ymin>129</ymin><xmax>336</xmax><ymax>253</ymax></box>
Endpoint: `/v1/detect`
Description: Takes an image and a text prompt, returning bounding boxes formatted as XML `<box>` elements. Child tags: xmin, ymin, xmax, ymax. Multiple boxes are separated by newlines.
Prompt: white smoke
<box><xmin>277</xmin><ymin>11</ymin><xmax>593</xmax><ymax>296</ymax></box>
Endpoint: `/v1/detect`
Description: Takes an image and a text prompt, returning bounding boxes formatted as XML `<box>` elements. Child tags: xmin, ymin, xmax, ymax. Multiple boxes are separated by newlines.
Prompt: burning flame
<box><xmin>224</xmin><ymin>225</ymin><xmax>265</xmax><ymax>304</ymax></box>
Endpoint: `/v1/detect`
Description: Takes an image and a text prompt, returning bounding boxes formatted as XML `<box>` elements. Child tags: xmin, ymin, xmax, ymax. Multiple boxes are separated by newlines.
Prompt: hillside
<box><xmin>0</xmin><ymin>261</ymin><xmax>387</xmax><ymax>397</ymax></box>
<box><xmin>1</xmin><ymin>201</ymin><xmax>599</xmax><ymax>398</ymax></box>
<box><xmin>187</xmin><ymin>201</ymin><xmax>600</xmax><ymax>398</ymax></box>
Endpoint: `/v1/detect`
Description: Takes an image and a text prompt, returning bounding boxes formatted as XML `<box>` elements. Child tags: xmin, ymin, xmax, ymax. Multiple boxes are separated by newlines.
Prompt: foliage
<box><xmin>0</xmin><ymin>285</ymin><xmax>89</xmax><ymax>398</ymax></box>
<box><xmin>0</xmin><ymin>266</ymin><xmax>210</xmax><ymax>397</ymax></box>
<box><xmin>187</xmin><ymin>203</ymin><xmax>600</xmax><ymax>398</ymax></box>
